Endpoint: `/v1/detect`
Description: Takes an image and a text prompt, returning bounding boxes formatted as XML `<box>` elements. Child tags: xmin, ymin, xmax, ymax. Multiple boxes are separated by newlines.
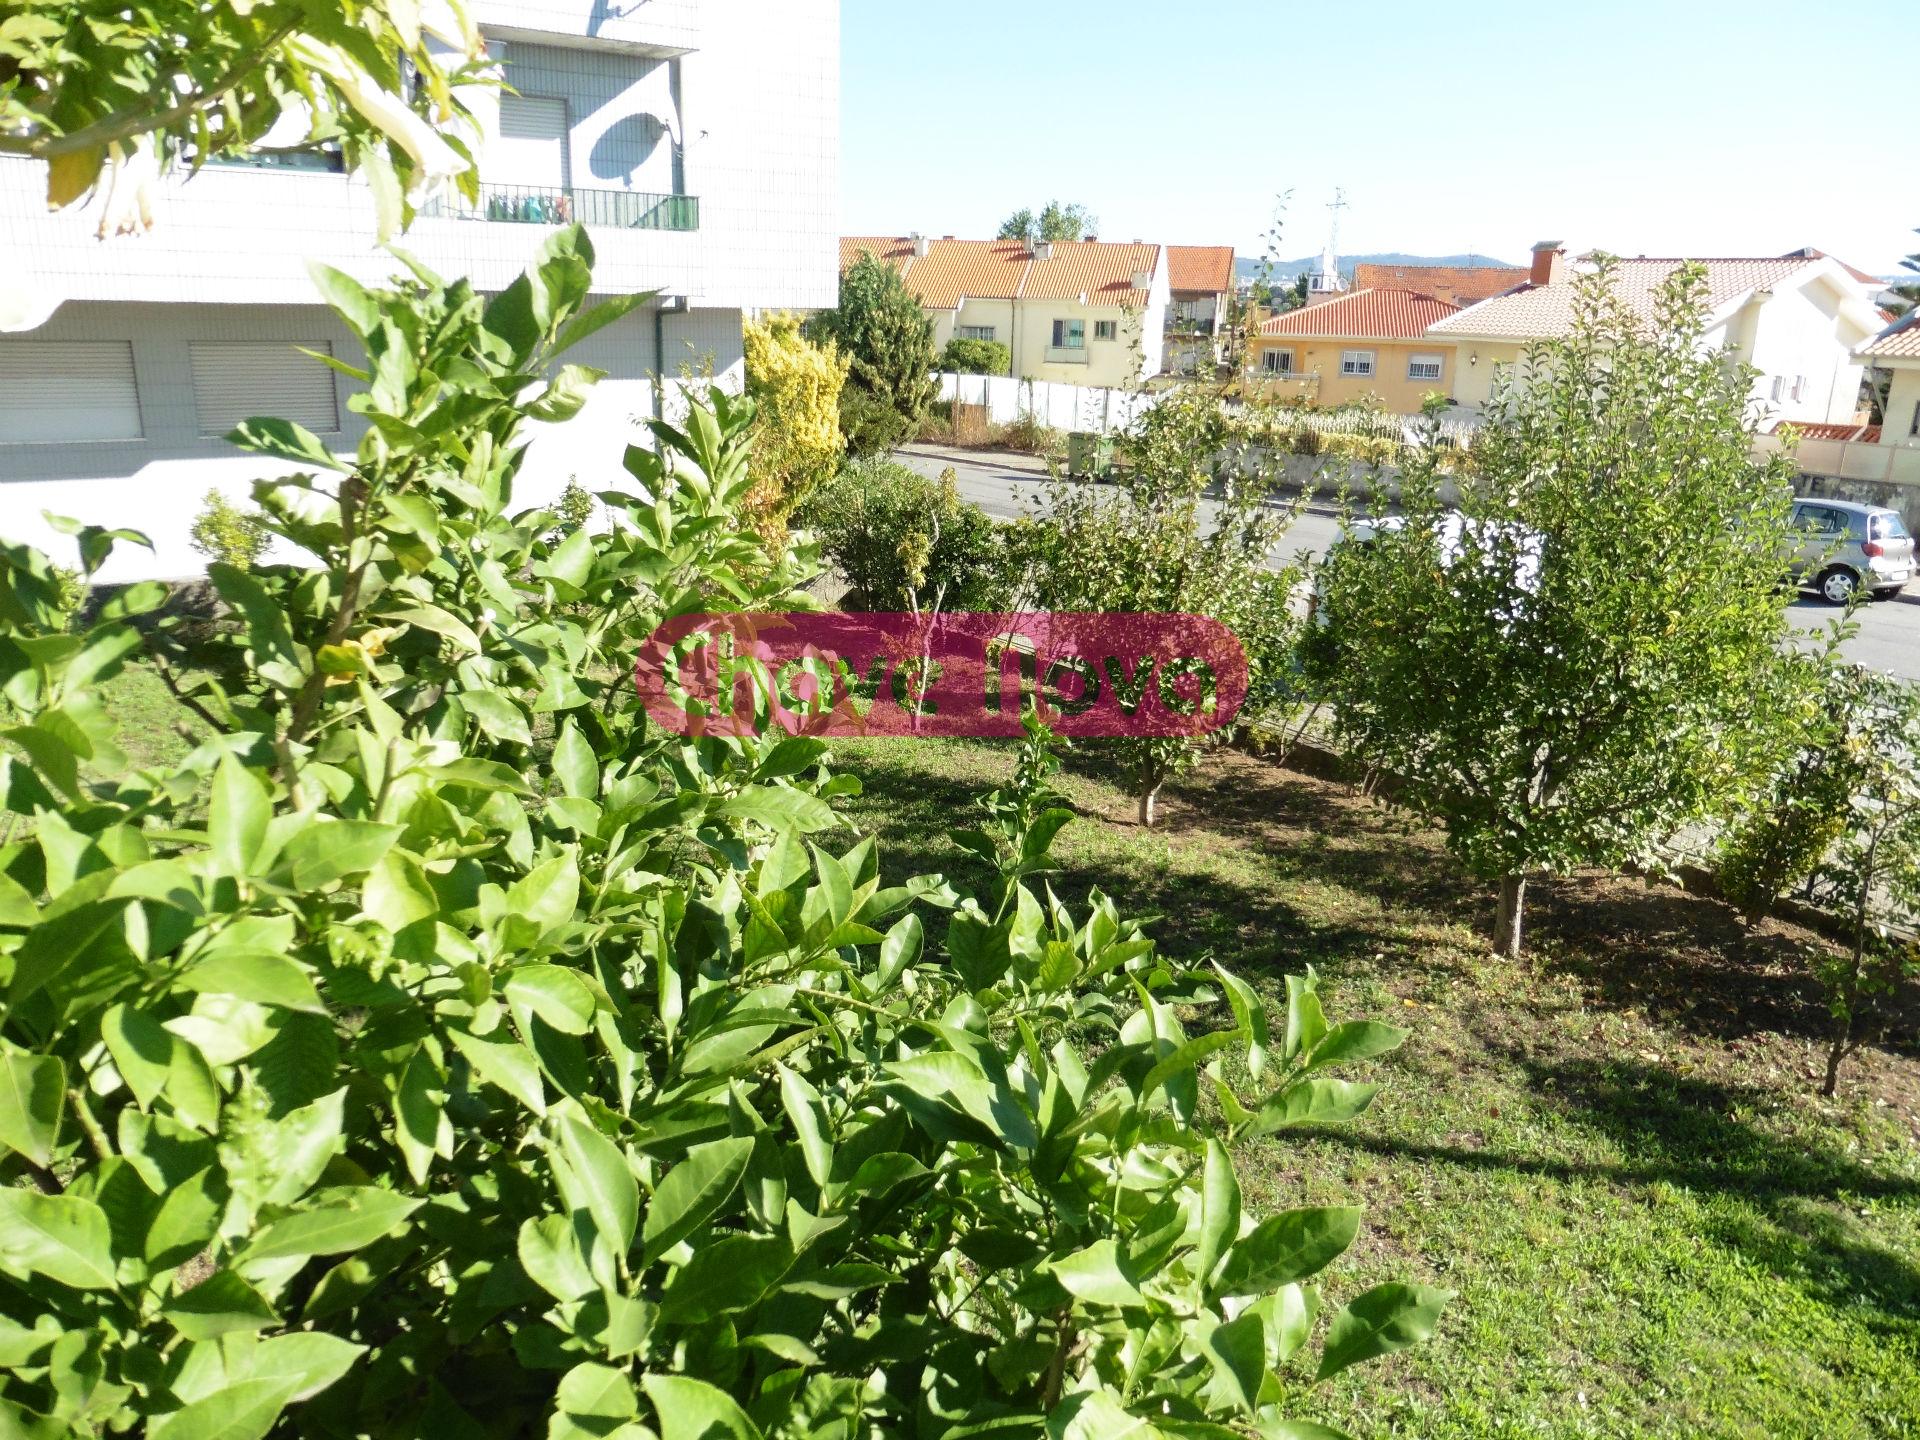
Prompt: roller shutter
<box><xmin>494</xmin><ymin>94</ymin><xmax>571</xmax><ymax>189</ymax></box>
<box><xmin>190</xmin><ymin>342</ymin><xmax>340</xmax><ymax>436</ymax></box>
<box><xmin>0</xmin><ymin>341</ymin><xmax>142</xmax><ymax>443</ymax></box>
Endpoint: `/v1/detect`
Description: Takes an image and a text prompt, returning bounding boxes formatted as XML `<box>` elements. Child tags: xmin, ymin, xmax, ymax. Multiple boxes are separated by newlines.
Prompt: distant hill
<box><xmin>1235</xmin><ymin>253</ymin><xmax>1520</xmax><ymax>283</ymax></box>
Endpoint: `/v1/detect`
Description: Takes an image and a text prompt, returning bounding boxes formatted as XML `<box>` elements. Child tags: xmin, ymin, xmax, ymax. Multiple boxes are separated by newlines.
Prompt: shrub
<box><xmin>187</xmin><ymin>487</ymin><xmax>271</xmax><ymax>568</ymax></box>
<box><xmin>801</xmin><ymin>456</ymin><xmax>1014</xmax><ymax>610</ymax></box>
<box><xmin>742</xmin><ymin>310</ymin><xmax>848</xmax><ymax>534</ymax></box>
<box><xmin>940</xmin><ymin>335</ymin><xmax>1010</xmax><ymax>375</ymax></box>
<box><xmin>836</xmin><ymin>383</ymin><xmax>911</xmax><ymax>457</ymax></box>
<box><xmin>807</xmin><ymin>252</ymin><xmax>936</xmax><ymax>456</ymax></box>
<box><xmin>0</xmin><ymin>228</ymin><xmax>1442</xmax><ymax>1436</ymax></box>
<box><xmin>999</xmin><ymin>411</ymin><xmax>1063</xmax><ymax>456</ymax></box>
<box><xmin>1320</xmin><ymin>431</ymin><xmax>1402</xmax><ymax>467</ymax></box>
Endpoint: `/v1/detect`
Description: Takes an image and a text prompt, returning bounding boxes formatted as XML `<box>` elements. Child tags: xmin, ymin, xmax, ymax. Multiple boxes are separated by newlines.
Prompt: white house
<box><xmin>1427</xmin><ymin>243</ymin><xmax>1886</xmax><ymax>426</ymax></box>
<box><xmin>0</xmin><ymin>0</ymin><xmax>840</xmax><ymax>581</ymax></box>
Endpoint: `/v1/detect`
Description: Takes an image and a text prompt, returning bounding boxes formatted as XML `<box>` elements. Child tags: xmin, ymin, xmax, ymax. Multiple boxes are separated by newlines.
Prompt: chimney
<box><xmin>1530</xmin><ymin>240</ymin><xmax>1565</xmax><ymax>287</ymax></box>
<box><xmin>1085</xmin><ymin>234</ymin><xmax>1097</xmax><ymax>242</ymax></box>
<box><xmin>910</xmin><ymin>232</ymin><xmax>931</xmax><ymax>258</ymax></box>
<box><xmin>1034</xmin><ymin>240</ymin><xmax>1054</xmax><ymax>260</ymax></box>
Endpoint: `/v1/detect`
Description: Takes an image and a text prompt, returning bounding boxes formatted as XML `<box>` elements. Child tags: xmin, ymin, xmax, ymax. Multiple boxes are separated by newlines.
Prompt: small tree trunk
<box><xmin>1822</xmin><ymin>1029</ymin><xmax>1848</xmax><ymax>1098</ymax></box>
<box><xmin>1492</xmin><ymin>875</ymin><xmax>1527</xmax><ymax>959</ymax></box>
<box><xmin>1137</xmin><ymin>786</ymin><xmax>1158</xmax><ymax>828</ymax></box>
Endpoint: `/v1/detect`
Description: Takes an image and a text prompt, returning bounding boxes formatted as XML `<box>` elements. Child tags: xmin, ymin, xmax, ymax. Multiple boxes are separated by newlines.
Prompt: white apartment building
<box><xmin>0</xmin><ymin>0</ymin><xmax>840</xmax><ymax>580</ymax></box>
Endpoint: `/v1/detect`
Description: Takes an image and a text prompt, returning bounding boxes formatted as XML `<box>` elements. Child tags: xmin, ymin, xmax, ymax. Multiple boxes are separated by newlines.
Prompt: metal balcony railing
<box><xmin>1043</xmin><ymin>345</ymin><xmax>1091</xmax><ymax>365</ymax></box>
<box><xmin>424</xmin><ymin>183</ymin><xmax>699</xmax><ymax>231</ymax></box>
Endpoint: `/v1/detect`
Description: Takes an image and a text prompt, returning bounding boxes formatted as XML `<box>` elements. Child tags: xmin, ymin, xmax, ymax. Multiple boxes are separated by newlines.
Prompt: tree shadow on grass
<box><xmin>1317</xmin><ymin>1051</ymin><xmax>1920</xmax><ymax>1325</ymax></box>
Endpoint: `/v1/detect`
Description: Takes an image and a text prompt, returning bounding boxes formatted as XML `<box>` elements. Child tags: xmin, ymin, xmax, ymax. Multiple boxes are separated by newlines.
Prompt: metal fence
<box><xmin>423</xmin><ymin>183</ymin><xmax>699</xmax><ymax>231</ymax></box>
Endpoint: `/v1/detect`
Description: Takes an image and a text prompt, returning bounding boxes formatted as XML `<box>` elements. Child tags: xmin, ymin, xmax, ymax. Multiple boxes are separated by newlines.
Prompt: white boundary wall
<box><xmin>936</xmin><ymin>373</ymin><xmax>1164</xmax><ymax>435</ymax></box>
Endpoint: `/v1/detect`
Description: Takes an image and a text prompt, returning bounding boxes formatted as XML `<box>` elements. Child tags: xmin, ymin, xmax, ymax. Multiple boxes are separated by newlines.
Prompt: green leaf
<box><xmin>554</xmin><ymin>290</ymin><xmax>655</xmax><ymax>356</ymax></box>
<box><xmin>552</xmin><ymin>721</ymin><xmax>598</xmax><ymax>800</ymax></box>
<box><xmin>660</xmin><ymin>1234</ymin><xmax>792</xmax><ymax>1323</ymax></box>
<box><xmin>1193</xmin><ymin>1138</ymin><xmax>1239</xmax><ymax>1294</ymax></box>
<box><xmin>1283</xmin><ymin>973</ymin><xmax>1328</xmax><ymax>1062</ymax></box>
<box><xmin>718</xmin><ymin>786</ymin><xmax>835</xmax><ymax>834</ymax></box>
<box><xmin>1307</xmin><ymin>1021</ymin><xmax>1409</xmax><ymax>1070</ymax></box>
<box><xmin>449</xmin><ymin>1027</ymin><xmax>547</xmax><ymax>1115</ymax></box>
<box><xmin>1251</xmin><ymin>1078</ymin><xmax>1380</xmax><ymax>1134</ymax></box>
<box><xmin>885</xmin><ymin>1050</ymin><xmax>1037</xmax><ymax>1151</ymax></box>
<box><xmin>280</xmin><ymin>820</ymin><xmax>402</xmax><ymax>890</ymax></box>
<box><xmin>1314</xmin><ymin>1282</ymin><xmax>1451</xmax><ymax>1382</ymax></box>
<box><xmin>1202</xmin><ymin>1310</ymin><xmax>1267</xmax><ymax>1415</ymax></box>
<box><xmin>145</xmin><ymin>1166</ymin><xmax>227</xmax><ymax>1269</ymax></box>
<box><xmin>0</xmin><ymin>1189</ymin><xmax>117</xmax><ymax>1290</ymax></box>
<box><xmin>308</xmin><ymin>261</ymin><xmax>378</xmax><ymax>335</ymax></box>
<box><xmin>177</xmin><ymin>950</ymin><xmax>324</xmax><ymax>1014</ymax></box>
<box><xmin>1260</xmin><ymin>1424</ymin><xmax>1356</xmax><ymax>1440</ymax></box>
<box><xmin>876</xmin><ymin>911</ymin><xmax>922</xmax><ymax>988</ymax></box>
<box><xmin>148</xmin><ymin>1376</ymin><xmax>302</xmax><ymax>1440</ymax></box>
<box><xmin>1215</xmin><ymin>1207</ymin><xmax>1361</xmax><ymax>1296</ymax></box>
<box><xmin>777</xmin><ymin>1066</ymin><xmax>833</xmax><ymax>1190</ymax></box>
<box><xmin>558</xmin><ymin>1361</ymin><xmax>639</xmax><ymax>1419</ymax></box>
<box><xmin>209</xmin><ymin>757</ymin><xmax>272</xmax><ymax>878</ymax></box>
<box><xmin>641</xmin><ymin>1374</ymin><xmax>764</xmax><ymax>1440</ymax></box>
<box><xmin>248</xmin><ymin>1331</ymin><xmax>367</xmax><ymax>1403</ymax></box>
<box><xmin>9</xmin><ymin>897</ymin><xmax>133</xmax><ymax>1006</ymax></box>
<box><xmin>227</xmin><ymin>415</ymin><xmax>344</xmax><ymax>470</ymax></box>
<box><xmin>1039</xmin><ymin>1237</ymin><xmax>1145</xmax><ymax>1308</ymax></box>
<box><xmin>506</xmin><ymin>852</ymin><xmax>581</xmax><ymax>933</ymax></box>
<box><xmin>558</xmin><ymin>1114</ymin><xmax>638</xmax><ymax>1256</ymax></box>
<box><xmin>462</xmin><ymin>689</ymin><xmax>533</xmax><ymax>746</ymax></box>
<box><xmin>640</xmin><ymin>1136</ymin><xmax>753</xmax><ymax>1263</ymax></box>
<box><xmin>505</xmin><ymin>964</ymin><xmax>596</xmax><ymax>1035</ymax></box>
<box><xmin>518</xmin><ymin>1214</ymin><xmax>596</xmax><ymax>1303</ymax></box>
<box><xmin>0</xmin><ymin>1052</ymin><xmax>65</xmax><ymax>1168</ymax></box>
<box><xmin>163</xmin><ymin>1269</ymin><xmax>280</xmax><ymax>1339</ymax></box>
<box><xmin>241</xmin><ymin>1189</ymin><xmax>422</xmax><ymax>1263</ymax></box>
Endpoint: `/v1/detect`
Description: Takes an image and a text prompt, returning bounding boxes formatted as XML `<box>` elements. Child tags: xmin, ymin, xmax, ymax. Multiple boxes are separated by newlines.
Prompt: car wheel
<box><xmin>1817</xmin><ymin>566</ymin><xmax>1859</xmax><ymax>605</ymax></box>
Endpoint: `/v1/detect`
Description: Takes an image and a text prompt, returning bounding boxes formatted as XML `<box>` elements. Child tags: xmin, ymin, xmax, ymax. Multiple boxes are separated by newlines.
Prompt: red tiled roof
<box><xmin>1350</xmin><ymin>263</ymin><xmax>1525</xmax><ymax>306</ymax></box>
<box><xmin>838</xmin><ymin>237</ymin><xmax>1159</xmax><ymax>310</ymax></box>
<box><xmin>1860</xmin><ymin>308</ymin><xmax>1920</xmax><ymax>360</ymax></box>
<box><xmin>1167</xmin><ymin>245</ymin><xmax>1235</xmax><ymax>295</ymax></box>
<box><xmin>1259</xmin><ymin>288</ymin><xmax>1460</xmax><ymax>340</ymax></box>
<box><xmin>1778</xmin><ymin>247</ymin><xmax>1881</xmax><ymax>287</ymax></box>
<box><xmin>1021</xmin><ymin>240</ymin><xmax>1159</xmax><ymax>306</ymax></box>
<box><xmin>1783</xmin><ymin>421</ymin><xmax>1881</xmax><ymax>442</ymax></box>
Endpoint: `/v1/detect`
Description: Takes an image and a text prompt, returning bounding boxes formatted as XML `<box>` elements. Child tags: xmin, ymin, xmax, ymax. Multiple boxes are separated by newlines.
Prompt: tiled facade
<box><xmin>0</xmin><ymin>0</ymin><xmax>837</xmax><ymax>580</ymax></box>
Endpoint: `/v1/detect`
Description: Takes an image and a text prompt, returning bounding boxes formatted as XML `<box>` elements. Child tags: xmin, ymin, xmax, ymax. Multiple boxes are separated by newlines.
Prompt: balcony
<box><xmin>1044</xmin><ymin>345</ymin><xmax>1091</xmax><ymax>365</ymax></box>
<box><xmin>423</xmin><ymin>183</ymin><xmax>699</xmax><ymax>232</ymax></box>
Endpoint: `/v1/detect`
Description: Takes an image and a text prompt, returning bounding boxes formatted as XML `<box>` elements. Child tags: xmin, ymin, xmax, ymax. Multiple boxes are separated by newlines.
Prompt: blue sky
<box><xmin>840</xmin><ymin>0</ymin><xmax>1915</xmax><ymax>275</ymax></box>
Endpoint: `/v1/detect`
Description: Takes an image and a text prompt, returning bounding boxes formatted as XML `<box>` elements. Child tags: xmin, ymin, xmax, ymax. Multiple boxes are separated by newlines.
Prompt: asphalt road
<box><xmin>895</xmin><ymin>443</ymin><xmax>1920</xmax><ymax>683</ymax></box>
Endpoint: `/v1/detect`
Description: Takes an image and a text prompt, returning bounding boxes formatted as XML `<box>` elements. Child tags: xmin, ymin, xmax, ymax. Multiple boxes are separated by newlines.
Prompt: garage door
<box><xmin>190</xmin><ymin>342</ymin><xmax>340</xmax><ymax>436</ymax></box>
<box><xmin>494</xmin><ymin>94</ymin><xmax>571</xmax><ymax>190</ymax></box>
<box><xmin>0</xmin><ymin>340</ymin><xmax>143</xmax><ymax>443</ymax></box>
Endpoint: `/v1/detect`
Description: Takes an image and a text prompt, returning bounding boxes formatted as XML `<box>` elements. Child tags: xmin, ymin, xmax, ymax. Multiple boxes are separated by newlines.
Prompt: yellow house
<box><xmin>839</xmin><ymin>235</ymin><xmax>1171</xmax><ymax>387</ymax></box>
<box><xmin>1246</xmin><ymin>288</ymin><xmax>1463</xmax><ymax>413</ymax></box>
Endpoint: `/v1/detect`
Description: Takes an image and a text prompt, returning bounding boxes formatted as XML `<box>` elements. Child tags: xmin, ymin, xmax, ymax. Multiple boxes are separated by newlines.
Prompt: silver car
<box><xmin>1788</xmin><ymin>498</ymin><xmax>1915</xmax><ymax>604</ymax></box>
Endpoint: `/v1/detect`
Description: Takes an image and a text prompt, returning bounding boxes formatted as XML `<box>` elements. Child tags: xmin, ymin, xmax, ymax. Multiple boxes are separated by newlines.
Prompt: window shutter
<box><xmin>494</xmin><ymin>95</ymin><xmax>571</xmax><ymax>189</ymax></box>
<box><xmin>190</xmin><ymin>342</ymin><xmax>340</xmax><ymax>436</ymax></box>
<box><xmin>0</xmin><ymin>341</ymin><xmax>141</xmax><ymax>443</ymax></box>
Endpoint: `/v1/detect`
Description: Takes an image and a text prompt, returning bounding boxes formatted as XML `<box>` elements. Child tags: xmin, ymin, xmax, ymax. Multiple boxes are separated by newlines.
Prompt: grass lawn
<box><xmin>833</xmin><ymin>736</ymin><xmax>1920</xmax><ymax>1440</ymax></box>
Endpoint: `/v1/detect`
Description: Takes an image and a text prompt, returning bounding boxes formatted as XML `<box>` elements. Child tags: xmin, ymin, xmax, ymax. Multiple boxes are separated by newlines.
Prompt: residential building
<box><xmin>1247</xmin><ymin>289</ymin><xmax>1462</xmax><ymax>411</ymax></box>
<box><xmin>843</xmin><ymin>234</ymin><xmax>1169</xmax><ymax>387</ymax></box>
<box><xmin>1165</xmin><ymin>245</ymin><xmax>1236</xmax><ymax>375</ymax></box>
<box><xmin>1429</xmin><ymin>241</ymin><xmax>1885</xmax><ymax>423</ymax></box>
<box><xmin>1768</xmin><ymin>312</ymin><xmax>1920</xmax><ymax>499</ymax></box>
<box><xmin>1862</xmin><ymin>312</ymin><xmax>1920</xmax><ymax>452</ymax></box>
<box><xmin>1350</xmin><ymin>262</ymin><xmax>1524</xmax><ymax>306</ymax></box>
<box><xmin>0</xmin><ymin>0</ymin><xmax>840</xmax><ymax>580</ymax></box>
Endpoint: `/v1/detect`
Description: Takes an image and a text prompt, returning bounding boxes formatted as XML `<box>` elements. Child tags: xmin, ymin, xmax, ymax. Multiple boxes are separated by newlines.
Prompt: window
<box><xmin>1340</xmin><ymin>349</ymin><xmax>1375</xmax><ymax>377</ymax></box>
<box><xmin>1791</xmin><ymin>375</ymin><xmax>1807</xmax><ymax>402</ymax></box>
<box><xmin>1769</xmin><ymin>375</ymin><xmax>1786</xmax><ymax>403</ymax></box>
<box><xmin>1262</xmin><ymin>348</ymin><xmax>1294</xmax><ymax>375</ymax></box>
<box><xmin>0</xmin><ymin>341</ymin><xmax>142</xmax><ymax>444</ymax></box>
<box><xmin>190</xmin><ymin>342</ymin><xmax>340</xmax><ymax>436</ymax></box>
<box><xmin>1795</xmin><ymin>504</ymin><xmax>1847</xmax><ymax>535</ymax></box>
<box><xmin>1871</xmin><ymin>512</ymin><xmax>1910</xmax><ymax>540</ymax></box>
<box><xmin>1094</xmin><ymin>320</ymin><xmax>1118</xmax><ymax>341</ymax></box>
<box><xmin>494</xmin><ymin>94</ymin><xmax>571</xmax><ymax>189</ymax></box>
<box><xmin>1407</xmin><ymin>353</ymin><xmax>1443</xmax><ymax>382</ymax></box>
<box><xmin>1051</xmin><ymin>319</ymin><xmax>1086</xmax><ymax>350</ymax></box>
<box><xmin>957</xmin><ymin>325</ymin><xmax>996</xmax><ymax>342</ymax></box>
<box><xmin>1912</xmin><ymin>399</ymin><xmax>1919</xmax><ymax>437</ymax></box>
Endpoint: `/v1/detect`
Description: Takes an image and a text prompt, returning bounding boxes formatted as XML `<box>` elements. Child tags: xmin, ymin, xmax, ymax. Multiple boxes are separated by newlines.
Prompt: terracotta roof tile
<box><xmin>1350</xmin><ymin>263</ymin><xmax>1525</xmax><ymax>306</ymax></box>
<box><xmin>1020</xmin><ymin>240</ymin><xmax>1160</xmax><ymax>306</ymax></box>
<box><xmin>1258</xmin><ymin>288</ymin><xmax>1460</xmax><ymax>340</ymax></box>
<box><xmin>1168</xmin><ymin>245</ymin><xmax>1235</xmax><ymax>294</ymax></box>
<box><xmin>1860</xmin><ymin>309</ymin><xmax>1920</xmax><ymax>359</ymax></box>
<box><xmin>1429</xmin><ymin>256</ymin><xmax>1824</xmax><ymax>340</ymax></box>
<box><xmin>1784</xmin><ymin>421</ymin><xmax>1881</xmax><ymax>442</ymax></box>
<box><xmin>839</xmin><ymin>236</ymin><xmax>913</xmax><ymax>273</ymax></box>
